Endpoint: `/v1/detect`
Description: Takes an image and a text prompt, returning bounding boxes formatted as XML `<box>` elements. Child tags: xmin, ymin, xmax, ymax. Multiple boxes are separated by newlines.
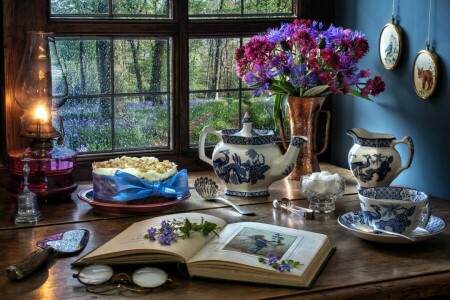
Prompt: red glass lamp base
<box><xmin>7</xmin><ymin>147</ymin><xmax>77</xmax><ymax>202</ymax></box>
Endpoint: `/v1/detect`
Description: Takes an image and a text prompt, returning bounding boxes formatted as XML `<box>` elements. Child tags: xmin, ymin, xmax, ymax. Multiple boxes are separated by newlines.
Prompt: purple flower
<box><xmin>267</xmin><ymin>255</ymin><xmax>278</xmax><ymax>266</ymax></box>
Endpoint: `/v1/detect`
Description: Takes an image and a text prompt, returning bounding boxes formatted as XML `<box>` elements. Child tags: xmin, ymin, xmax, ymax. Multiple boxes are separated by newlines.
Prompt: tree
<box><xmin>149</xmin><ymin>40</ymin><xmax>165</xmax><ymax>104</ymax></box>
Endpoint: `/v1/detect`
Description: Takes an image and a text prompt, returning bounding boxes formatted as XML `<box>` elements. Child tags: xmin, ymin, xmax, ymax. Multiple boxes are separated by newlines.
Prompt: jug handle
<box><xmin>278</xmin><ymin>109</ymin><xmax>330</xmax><ymax>155</ymax></box>
<box><xmin>392</xmin><ymin>136</ymin><xmax>415</xmax><ymax>177</ymax></box>
<box><xmin>199</xmin><ymin>126</ymin><xmax>220</xmax><ymax>166</ymax></box>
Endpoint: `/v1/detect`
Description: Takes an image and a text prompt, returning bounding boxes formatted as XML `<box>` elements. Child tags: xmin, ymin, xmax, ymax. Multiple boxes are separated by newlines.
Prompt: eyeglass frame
<box><xmin>73</xmin><ymin>264</ymin><xmax>171</xmax><ymax>294</ymax></box>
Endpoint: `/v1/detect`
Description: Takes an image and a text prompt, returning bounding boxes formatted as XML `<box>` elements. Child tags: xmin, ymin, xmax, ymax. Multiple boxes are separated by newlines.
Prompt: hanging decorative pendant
<box><xmin>379</xmin><ymin>0</ymin><xmax>403</xmax><ymax>70</ymax></box>
<box><xmin>413</xmin><ymin>0</ymin><xmax>439</xmax><ymax>99</ymax></box>
<box><xmin>379</xmin><ymin>16</ymin><xmax>403</xmax><ymax>70</ymax></box>
<box><xmin>412</xmin><ymin>43</ymin><xmax>439</xmax><ymax>99</ymax></box>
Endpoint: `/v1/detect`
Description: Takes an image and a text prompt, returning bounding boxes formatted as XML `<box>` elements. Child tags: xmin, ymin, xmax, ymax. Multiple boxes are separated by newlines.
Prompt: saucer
<box><xmin>337</xmin><ymin>211</ymin><xmax>447</xmax><ymax>244</ymax></box>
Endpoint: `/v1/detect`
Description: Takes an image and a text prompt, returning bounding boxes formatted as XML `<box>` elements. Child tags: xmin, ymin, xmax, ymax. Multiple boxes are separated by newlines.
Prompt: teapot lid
<box><xmin>221</xmin><ymin>112</ymin><xmax>274</xmax><ymax>145</ymax></box>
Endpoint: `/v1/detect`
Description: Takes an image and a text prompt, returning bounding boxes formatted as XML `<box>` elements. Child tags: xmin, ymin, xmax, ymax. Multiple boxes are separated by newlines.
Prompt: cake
<box><xmin>92</xmin><ymin>156</ymin><xmax>177</xmax><ymax>182</ymax></box>
<box><xmin>92</xmin><ymin>156</ymin><xmax>180</xmax><ymax>204</ymax></box>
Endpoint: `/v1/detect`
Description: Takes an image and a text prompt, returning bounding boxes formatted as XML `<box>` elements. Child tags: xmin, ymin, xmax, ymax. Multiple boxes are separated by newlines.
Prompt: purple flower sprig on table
<box><xmin>258</xmin><ymin>254</ymin><xmax>303</xmax><ymax>273</ymax></box>
<box><xmin>144</xmin><ymin>218</ymin><xmax>220</xmax><ymax>246</ymax></box>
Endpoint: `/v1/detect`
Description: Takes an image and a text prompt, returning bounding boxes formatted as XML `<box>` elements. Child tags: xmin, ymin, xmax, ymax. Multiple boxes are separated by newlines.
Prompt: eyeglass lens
<box><xmin>78</xmin><ymin>265</ymin><xmax>114</xmax><ymax>285</ymax></box>
<box><xmin>77</xmin><ymin>265</ymin><xmax>168</xmax><ymax>288</ymax></box>
<box><xmin>132</xmin><ymin>267</ymin><xmax>168</xmax><ymax>288</ymax></box>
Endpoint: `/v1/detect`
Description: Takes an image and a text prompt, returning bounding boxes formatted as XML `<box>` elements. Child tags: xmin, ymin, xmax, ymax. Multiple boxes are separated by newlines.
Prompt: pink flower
<box><xmin>321</xmin><ymin>48</ymin><xmax>340</xmax><ymax>70</ymax></box>
<box><xmin>354</xmin><ymin>37</ymin><xmax>369</xmax><ymax>59</ymax></box>
<box><xmin>360</xmin><ymin>69</ymin><xmax>370</xmax><ymax>78</ymax></box>
<box><xmin>370</xmin><ymin>76</ymin><xmax>386</xmax><ymax>96</ymax></box>
<box><xmin>244</xmin><ymin>36</ymin><xmax>274</xmax><ymax>61</ymax></box>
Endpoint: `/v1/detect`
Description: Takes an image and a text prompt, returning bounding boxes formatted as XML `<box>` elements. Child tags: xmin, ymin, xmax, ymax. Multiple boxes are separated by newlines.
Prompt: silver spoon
<box><xmin>272</xmin><ymin>199</ymin><xmax>314</xmax><ymax>220</ymax></box>
<box><xmin>350</xmin><ymin>223</ymin><xmax>416</xmax><ymax>241</ymax></box>
<box><xmin>194</xmin><ymin>177</ymin><xmax>254</xmax><ymax>215</ymax></box>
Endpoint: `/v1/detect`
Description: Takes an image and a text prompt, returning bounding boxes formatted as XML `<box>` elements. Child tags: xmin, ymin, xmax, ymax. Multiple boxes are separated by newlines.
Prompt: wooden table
<box><xmin>0</xmin><ymin>164</ymin><xmax>449</xmax><ymax>299</ymax></box>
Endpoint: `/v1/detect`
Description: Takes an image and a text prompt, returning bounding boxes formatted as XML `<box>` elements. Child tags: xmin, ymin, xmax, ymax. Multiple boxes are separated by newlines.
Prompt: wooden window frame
<box><xmin>1</xmin><ymin>0</ymin><xmax>335</xmax><ymax>181</ymax></box>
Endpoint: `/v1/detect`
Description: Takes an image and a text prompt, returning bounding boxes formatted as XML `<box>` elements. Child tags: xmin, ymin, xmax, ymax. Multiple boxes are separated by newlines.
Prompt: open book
<box><xmin>73</xmin><ymin>212</ymin><xmax>334</xmax><ymax>288</ymax></box>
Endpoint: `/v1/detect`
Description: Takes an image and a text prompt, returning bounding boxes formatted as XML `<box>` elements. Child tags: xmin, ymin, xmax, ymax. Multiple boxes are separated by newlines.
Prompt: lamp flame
<box><xmin>34</xmin><ymin>106</ymin><xmax>49</xmax><ymax>122</ymax></box>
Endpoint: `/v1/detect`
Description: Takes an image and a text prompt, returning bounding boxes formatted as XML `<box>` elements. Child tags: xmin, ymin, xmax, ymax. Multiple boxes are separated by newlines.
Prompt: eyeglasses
<box><xmin>73</xmin><ymin>264</ymin><xmax>170</xmax><ymax>294</ymax></box>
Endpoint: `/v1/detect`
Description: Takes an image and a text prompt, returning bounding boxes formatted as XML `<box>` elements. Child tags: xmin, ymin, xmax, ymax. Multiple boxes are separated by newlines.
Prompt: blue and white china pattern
<box><xmin>199</xmin><ymin>112</ymin><xmax>307</xmax><ymax>197</ymax></box>
<box><xmin>358</xmin><ymin>187</ymin><xmax>430</xmax><ymax>235</ymax></box>
<box><xmin>347</xmin><ymin>128</ymin><xmax>414</xmax><ymax>188</ymax></box>
<box><xmin>338</xmin><ymin>211</ymin><xmax>446</xmax><ymax>244</ymax></box>
<box><xmin>359</xmin><ymin>186</ymin><xmax>427</xmax><ymax>202</ymax></box>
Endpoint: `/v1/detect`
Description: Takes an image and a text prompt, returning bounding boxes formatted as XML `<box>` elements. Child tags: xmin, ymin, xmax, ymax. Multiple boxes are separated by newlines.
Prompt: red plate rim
<box><xmin>77</xmin><ymin>188</ymin><xmax>190</xmax><ymax>214</ymax></box>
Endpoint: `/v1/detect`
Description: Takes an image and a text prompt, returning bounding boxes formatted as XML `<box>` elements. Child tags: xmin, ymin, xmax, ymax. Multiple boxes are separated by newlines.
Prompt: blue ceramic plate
<box><xmin>338</xmin><ymin>211</ymin><xmax>447</xmax><ymax>244</ymax></box>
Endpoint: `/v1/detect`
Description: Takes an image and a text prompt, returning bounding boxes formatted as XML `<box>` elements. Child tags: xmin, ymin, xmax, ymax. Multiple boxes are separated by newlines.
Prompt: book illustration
<box><xmin>223</xmin><ymin>226</ymin><xmax>300</xmax><ymax>258</ymax></box>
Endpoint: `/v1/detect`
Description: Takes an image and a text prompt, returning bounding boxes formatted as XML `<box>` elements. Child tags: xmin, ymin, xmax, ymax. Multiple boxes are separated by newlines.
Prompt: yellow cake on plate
<box><xmin>92</xmin><ymin>156</ymin><xmax>179</xmax><ymax>204</ymax></box>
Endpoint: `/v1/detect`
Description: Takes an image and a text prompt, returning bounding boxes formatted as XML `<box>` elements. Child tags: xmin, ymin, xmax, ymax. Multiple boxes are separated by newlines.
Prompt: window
<box><xmin>2</xmin><ymin>0</ymin><xmax>335</xmax><ymax>176</ymax></box>
<box><xmin>48</xmin><ymin>0</ymin><xmax>299</xmax><ymax>158</ymax></box>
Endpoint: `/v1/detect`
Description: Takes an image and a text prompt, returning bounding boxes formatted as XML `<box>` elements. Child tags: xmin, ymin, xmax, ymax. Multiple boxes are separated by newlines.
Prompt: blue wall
<box><xmin>331</xmin><ymin>0</ymin><xmax>450</xmax><ymax>200</ymax></box>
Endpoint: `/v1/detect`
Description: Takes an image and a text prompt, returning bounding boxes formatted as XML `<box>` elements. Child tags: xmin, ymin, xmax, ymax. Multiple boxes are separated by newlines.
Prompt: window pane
<box><xmin>244</xmin><ymin>0</ymin><xmax>293</xmax><ymax>14</ymax></box>
<box><xmin>189</xmin><ymin>38</ymin><xmax>240</xmax><ymax>91</ymax></box>
<box><xmin>113</xmin><ymin>0</ymin><xmax>169</xmax><ymax>16</ymax></box>
<box><xmin>189</xmin><ymin>92</ymin><xmax>240</xmax><ymax>144</ymax></box>
<box><xmin>57</xmin><ymin>39</ymin><xmax>112</xmax><ymax>96</ymax></box>
<box><xmin>53</xmin><ymin>36</ymin><xmax>172</xmax><ymax>154</ymax></box>
<box><xmin>189</xmin><ymin>0</ymin><xmax>295</xmax><ymax>18</ymax></box>
<box><xmin>50</xmin><ymin>0</ymin><xmax>107</xmax><ymax>15</ymax></box>
<box><xmin>56</xmin><ymin>98</ymin><xmax>112</xmax><ymax>152</ymax></box>
<box><xmin>114</xmin><ymin>39</ymin><xmax>170</xmax><ymax>94</ymax></box>
<box><xmin>242</xmin><ymin>92</ymin><xmax>277</xmax><ymax>132</ymax></box>
<box><xmin>50</xmin><ymin>0</ymin><xmax>171</xmax><ymax>19</ymax></box>
<box><xmin>114</xmin><ymin>95</ymin><xmax>170</xmax><ymax>150</ymax></box>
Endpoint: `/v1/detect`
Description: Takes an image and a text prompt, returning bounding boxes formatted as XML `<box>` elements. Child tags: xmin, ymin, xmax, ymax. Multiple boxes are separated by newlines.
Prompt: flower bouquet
<box><xmin>235</xmin><ymin>19</ymin><xmax>385</xmax><ymax>120</ymax></box>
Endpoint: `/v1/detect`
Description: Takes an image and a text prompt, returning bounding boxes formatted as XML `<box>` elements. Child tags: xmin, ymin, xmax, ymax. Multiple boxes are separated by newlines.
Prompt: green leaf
<box><xmin>350</xmin><ymin>89</ymin><xmax>374</xmax><ymax>101</ymax></box>
<box><xmin>202</xmin><ymin>221</ymin><xmax>217</xmax><ymax>236</ymax></box>
<box><xmin>258</xmin><ymin>257</ymin><xmax>267</xmax><ymax>264</ymax></box>
<box><xmin>270</xmin><ymin>80</ymin><xmax>296</xmax><ymax>94</ymax></box>
<box><xmin>302</xmin><ymin>85</ymin><xmax>330</xmax><ymax>96</ymax></box>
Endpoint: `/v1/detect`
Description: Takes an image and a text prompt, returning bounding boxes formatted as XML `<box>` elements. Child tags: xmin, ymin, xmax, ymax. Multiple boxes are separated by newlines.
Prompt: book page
<box><xmin>187</xmin><ymin>222</ymin><xmax>328</xmax><ymax>277</ymax></box>
<box><xmin>76</xmin><ymin>212</ymin><xmax>227</xmax><ymax>264</ymax></box>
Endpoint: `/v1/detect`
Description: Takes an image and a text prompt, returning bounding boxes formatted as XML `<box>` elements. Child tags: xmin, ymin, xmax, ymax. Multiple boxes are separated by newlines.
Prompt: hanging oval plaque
<box><xmin>379</xmin><ymin>19</ymin><xmax>403</xmax><ymax>70</ymax></box>
<box><xmin>412</xmin><ymin>46</ymin><xmax>439</xmax><ymax>99</ymax></box>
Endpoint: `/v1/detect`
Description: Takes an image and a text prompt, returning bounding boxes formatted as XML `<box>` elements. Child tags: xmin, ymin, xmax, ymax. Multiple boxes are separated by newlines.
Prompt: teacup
<box><xmin>358</xmin><ymin>186</ymin><xmax>431</xmax><ymax>235</ymax></box>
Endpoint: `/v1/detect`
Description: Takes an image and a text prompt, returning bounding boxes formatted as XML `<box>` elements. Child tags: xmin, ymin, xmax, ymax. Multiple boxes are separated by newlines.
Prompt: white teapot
<box><xmin>199</xmin><ymin>113</ymin><xmax>307</xmax><ymax>197</ymax></box>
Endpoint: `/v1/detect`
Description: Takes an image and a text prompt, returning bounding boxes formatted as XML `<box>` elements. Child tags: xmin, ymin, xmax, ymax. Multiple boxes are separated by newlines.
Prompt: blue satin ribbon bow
<box><xmin>93</xmin><ymin>169</ymin><xmax>189</xmax><ymax>202</ymax></box>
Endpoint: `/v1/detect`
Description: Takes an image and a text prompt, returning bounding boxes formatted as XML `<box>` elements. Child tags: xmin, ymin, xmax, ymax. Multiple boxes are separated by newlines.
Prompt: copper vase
<box><xmin>279</xmin><ymin>96</ymin><xmax>330</xmax><ymax>181</ymax></box>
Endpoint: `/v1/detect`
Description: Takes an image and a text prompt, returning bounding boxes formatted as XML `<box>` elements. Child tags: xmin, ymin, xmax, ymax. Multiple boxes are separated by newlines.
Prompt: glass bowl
<box><xmin>301</xmin><ymin>173</ymin><xmax>345</xmax><ymax>213</ymax></box>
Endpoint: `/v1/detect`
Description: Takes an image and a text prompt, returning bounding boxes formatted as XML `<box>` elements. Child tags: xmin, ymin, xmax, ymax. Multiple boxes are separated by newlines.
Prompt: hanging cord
<box><xmin>391</xmin><ymin>0</ymin><xmax>395</xmax><ymax>22</ymax></box>
<box><xmin>427</xmin><ymin>0</ymin><xmax>432</xmax><ymax>49</ymax></box>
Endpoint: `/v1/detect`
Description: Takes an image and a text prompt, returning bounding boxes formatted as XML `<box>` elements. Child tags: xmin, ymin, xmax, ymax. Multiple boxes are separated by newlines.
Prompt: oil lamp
<box><xmin>8</xmin><ymin>31</ymin><xmax>77</xmax><ymax>201</ymax></box>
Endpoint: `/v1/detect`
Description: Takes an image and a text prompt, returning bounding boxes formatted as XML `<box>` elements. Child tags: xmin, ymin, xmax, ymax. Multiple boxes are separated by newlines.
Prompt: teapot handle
<box><xmin>392</xmin><ymin>136</ymin><xmax>415</xmax><ymax>177</ymax></box>
<box><xmin>199</xmin><ymin>126</ymin><xmax>220</xmax><ymax>166</ymax></box>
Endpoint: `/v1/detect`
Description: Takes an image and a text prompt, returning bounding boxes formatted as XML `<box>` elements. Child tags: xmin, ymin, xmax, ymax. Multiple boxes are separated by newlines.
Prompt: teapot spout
<box><xmin>273</xmin><ymin>136</ymin><xmax>307</xmax><ymax>179</ymax></box>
